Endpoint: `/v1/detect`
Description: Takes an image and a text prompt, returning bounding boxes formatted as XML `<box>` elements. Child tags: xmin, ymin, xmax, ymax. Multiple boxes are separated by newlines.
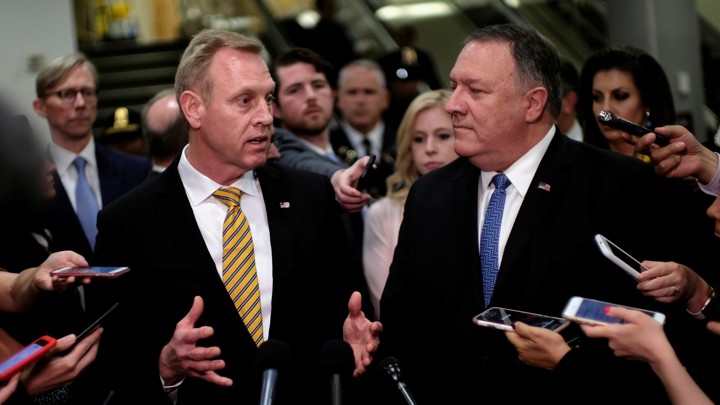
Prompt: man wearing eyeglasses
<box><xmin>32</xmin><ymin>54</ymin><xmax>151</xmax><ymax>262</ymax></box>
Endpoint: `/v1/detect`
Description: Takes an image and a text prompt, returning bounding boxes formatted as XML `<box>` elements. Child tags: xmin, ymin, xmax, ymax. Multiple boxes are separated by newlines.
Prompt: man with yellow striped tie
<box><xmin>86</xmin><ymin>29</ymin><xmax>382</xmax><ymax>404</ymax></box>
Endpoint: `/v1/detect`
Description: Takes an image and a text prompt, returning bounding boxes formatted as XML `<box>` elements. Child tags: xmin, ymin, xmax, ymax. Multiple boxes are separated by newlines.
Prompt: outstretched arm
<box><xmin>582</xmin><ymin>307</ymin><xmax>713</xmax><ymax>405</ymax></box>
<box><xmin>4</xmin><ymin>251</ymin><xmax>89</xmax><ymax>313</ymax></box>
<box><xmin>633</xmin><ymin>125</ymin><xmax>719</xmax><ymax>188</ymax></box>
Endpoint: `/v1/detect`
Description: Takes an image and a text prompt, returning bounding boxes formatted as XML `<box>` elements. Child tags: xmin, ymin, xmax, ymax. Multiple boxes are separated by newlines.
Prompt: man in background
<box><xmin>141</xmin><ymin>88</ymin><xmax>188</xmax><ymax>177</ymax></box>
<box><xmin>331</xmin><ymin>59</ymin><xmax>396</xmax><ymax>199</ymax></box>
<box><xmin>32</xmin><ymin>54</ymin><xmax>151</xmax><ymax>260</ymax></box>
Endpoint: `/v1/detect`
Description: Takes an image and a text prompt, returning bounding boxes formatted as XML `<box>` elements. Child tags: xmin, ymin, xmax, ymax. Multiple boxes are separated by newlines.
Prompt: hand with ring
<box><xmin>636</xmin><ymin>260</ymin><xmax>706</xmax><ymax>304</ymax></box>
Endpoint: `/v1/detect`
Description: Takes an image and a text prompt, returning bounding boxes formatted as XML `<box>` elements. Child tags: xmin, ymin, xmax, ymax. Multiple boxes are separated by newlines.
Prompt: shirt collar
<box><xmin>49</xmin><ymin>137</ymin><xmax>97</xmax><ymax>176</ymax></box>
<box><xmin>341</xmin><ymin>120</ymin><xmax>384</xmax><ymax>152</ymax></box>
<box><xmin>481</xmin><ymin>126</ymin><xmax>556</xmax><ymax>197</ymax></box>
<box><xmin>178</xmin><ymin>144</ymin><xmax>260</xmax><ymax>208</ymax></box>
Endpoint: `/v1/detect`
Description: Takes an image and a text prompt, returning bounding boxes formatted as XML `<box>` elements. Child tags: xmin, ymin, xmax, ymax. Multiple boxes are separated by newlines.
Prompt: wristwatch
<box><xmin>687</xmin><ymin>285</ymin><xmax>716</xmax><ymax>320</ymax></box>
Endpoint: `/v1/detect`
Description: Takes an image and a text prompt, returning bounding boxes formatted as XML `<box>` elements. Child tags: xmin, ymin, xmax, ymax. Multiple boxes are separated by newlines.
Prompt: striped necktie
<box><xmin>213</xmin><ymin>187</ymin><xmax>264</xmax><ymax>346</ymax></box>
<box><xmin>480</xmin><ymin>173</ymin><xmax>511</xmax><ymax>307</ymax></box>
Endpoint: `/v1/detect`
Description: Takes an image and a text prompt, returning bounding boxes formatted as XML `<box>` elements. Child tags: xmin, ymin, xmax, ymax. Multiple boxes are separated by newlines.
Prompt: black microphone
<box><xmin>379</xmin><ymin>356</ymin><xmax>418</xmax><ymax>405</ymax></box>
<box><xmin>318</xmin><ymin>339</ymin><xmax>355</xmax><ymax>405</ymax></box>
<box><xmin>255</xmin><ymin>339</ymin><xmax>291</xmax><ymax>405</ymax></box>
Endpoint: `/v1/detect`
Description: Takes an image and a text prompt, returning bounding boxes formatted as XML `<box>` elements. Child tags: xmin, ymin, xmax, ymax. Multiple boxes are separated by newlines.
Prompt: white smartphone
<box><xmin>562</xmin><ymin>296</ymin><xmax>666</xmax><ymax>326</ymax></box>
<box><xmin>594</xmin><ymin>234</ymin><xmax>648</xmax><ymax>280</ymax></box>
<box><xmin>473</xmin><ymin>307</ymin><xmax>570</xmax><ymax>332</ymax></box>
<box><xmin>50</xmin><ymin>266</ymin><xmax>130</xmax><ymax>279</ymax></box>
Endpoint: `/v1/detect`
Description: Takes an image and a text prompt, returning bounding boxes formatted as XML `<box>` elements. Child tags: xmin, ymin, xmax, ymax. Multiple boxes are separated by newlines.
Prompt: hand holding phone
<box><xmin>594</xmin><ymin>234</ymin><xmax>647</xmax><ymax>281</ymax></box>
<box><xmin>473</xmin><ymin>307</ymin><xmax>570</xmax><ymax>332</ymax></box>
<box><xmin>597</xmin><ymin>111</ymin><xmax>669</xmax><ymax>146</ymax></box>
<box><xmin>0</xmin><ymin>336</ymin><xmax>56</xmax><ymax>381</ymax></box>
<box><xmin>58</xmin><ymin>302</ymin><xmax>118</xmax><ymax>356</ymax></box>
<box><xmin>356</xmin><ymin>154</ymin><xmax>376</xmax><ymax>191</ymax></box>
<box><xmin>51</xmin><ymin>266</ymin><xmax>130</xmax><ymax>279</ymax></box>
<box><xmin>562</xmin><ymin>296</ymin><xmax>666</xmax><ymax>326</ymax></box>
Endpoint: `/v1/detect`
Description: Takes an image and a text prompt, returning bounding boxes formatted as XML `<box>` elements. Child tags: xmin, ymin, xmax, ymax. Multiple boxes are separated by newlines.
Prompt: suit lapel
<box><xmin>495</xmin><ymin>132</ymin><xmax>572</xmax><ymax>290</ymax></box>
<box><xmin>255</xmin><ymin>164</ymin><xmax>295</xmax><ymax>331</ymax></box>
<box><xmin>151</xmin><ymin>162</ymin><xmax>223</xmax><ymax>298</ymax></box>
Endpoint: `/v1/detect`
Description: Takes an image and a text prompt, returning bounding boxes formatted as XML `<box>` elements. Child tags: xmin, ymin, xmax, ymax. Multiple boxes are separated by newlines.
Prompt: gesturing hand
<box><xmin>158</xmin><ymin>296</ymin><xmax>232</xmax><ymax>387</ymax></box>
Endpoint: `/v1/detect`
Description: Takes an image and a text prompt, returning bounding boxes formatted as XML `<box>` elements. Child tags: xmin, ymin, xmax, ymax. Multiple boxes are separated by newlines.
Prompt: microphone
<box><xmin>318</xmin><ymin>339</ymin><xmax>355</xmax><ymax>405</ymax></box>
<box><xmin>379</xmin><ymin>356</ymin><xmax>417</xmax><ymax>405</ymax></box>
<box><xmin>255</xmin><ymin>339</ymin><xmax>291</xmax><ymax>405</ymax></box>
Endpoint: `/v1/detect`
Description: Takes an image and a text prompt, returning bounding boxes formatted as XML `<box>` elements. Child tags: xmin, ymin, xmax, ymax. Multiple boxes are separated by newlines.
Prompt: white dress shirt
<box><xmin>340</xmin><ymin>120</ymin><xmax>385</xmax><ymax>157</ymax></box>
<box><xmin>477</xmin><ymin>126</ymin><xmax>555</xmax><ymax>266</ymax></box>
<box><xmin>177</xmin><ymin>145</ymin><xmax>274</xmax><ymax>337</ymax></box>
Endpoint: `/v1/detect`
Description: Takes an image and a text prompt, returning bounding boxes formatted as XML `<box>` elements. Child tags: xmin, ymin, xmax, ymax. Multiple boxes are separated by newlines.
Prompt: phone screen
<box><xmin>569</xmin><ymin>298</ymin><xmax>663</xmax><ymax>325</ymax></box>
<box><xmin>51</xmin><ymin>266</ymin><xmax>130</xmax><ymax>278</ymax></box>
<box><xmin>0</xmin><ymin>343</ymin><xmax>44</xmax><ymax>374</ymax></box>
<box><xmin>476</xmin><ymin>308</ymin><xmax>568</xmax><ymax>331</ymax></box>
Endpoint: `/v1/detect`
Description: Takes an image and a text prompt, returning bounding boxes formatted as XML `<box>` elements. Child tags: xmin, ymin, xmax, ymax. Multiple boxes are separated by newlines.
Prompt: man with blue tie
<box><xmin>376</xmin><ymin>23</ymin><xmax>720</xmax><ymax>404</ymax></box>
<box><xmin>32</xmin><ymin>54</ymin><xmax>151</xmax><ymax>261</ymax></box>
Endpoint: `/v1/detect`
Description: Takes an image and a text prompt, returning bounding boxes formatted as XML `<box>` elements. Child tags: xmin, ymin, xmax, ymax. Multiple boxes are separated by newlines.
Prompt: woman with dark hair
<box><xmin>579</xmin><ymin>45</ymin><xmax>675</xmax><ymax>158</ymax></box>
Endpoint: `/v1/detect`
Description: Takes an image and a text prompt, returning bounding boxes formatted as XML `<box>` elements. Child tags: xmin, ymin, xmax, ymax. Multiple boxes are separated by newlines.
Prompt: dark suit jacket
<box><xmin>376</xmin><ymin>133</ymin><xmax>720</xmax><ymax>404</ymax></box>
<box><xmin>46</xmin><ymin>143</ymin><xmax>151</xmax><ymax>260</ymax></box>
<box><xmin>330</xmin><ymin>124</ymin><xmax>396</xmax><ymax>199</ymax></box>
<box><xmin>86</xmin><ymin>161</ymin><xmax>365</xmax><ymax>404</ymax></box>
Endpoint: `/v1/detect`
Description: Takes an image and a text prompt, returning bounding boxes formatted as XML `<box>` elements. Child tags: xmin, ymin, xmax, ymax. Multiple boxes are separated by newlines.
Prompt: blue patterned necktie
<box><xmin>480</xmin><ymin>173</ymin><xmax>511</xmax><ymax>307</ymax></box>
<box><xmin>72</xmin><ymin>157</ymin><xmax>99</xmax><ymax>250</ymax></box>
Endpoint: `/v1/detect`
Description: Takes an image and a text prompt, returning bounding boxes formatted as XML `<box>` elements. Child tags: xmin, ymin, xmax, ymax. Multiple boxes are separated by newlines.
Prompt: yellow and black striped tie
<box><xmin>213</xmin><ymin>187</ymin><xmax>264</xmax><ymax>346</ymax></box>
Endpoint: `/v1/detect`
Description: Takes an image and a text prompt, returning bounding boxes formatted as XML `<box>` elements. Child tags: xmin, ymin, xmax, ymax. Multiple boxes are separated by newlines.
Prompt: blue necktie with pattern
<box><xmin>72</xmin><ymin>157</ymin><xmax>99</xmax><ymax>250</ymax></box>
<box><xmin>480</xmin><ymin>173</ymin><xmax>511</xmax><ymax>307</ymax></box>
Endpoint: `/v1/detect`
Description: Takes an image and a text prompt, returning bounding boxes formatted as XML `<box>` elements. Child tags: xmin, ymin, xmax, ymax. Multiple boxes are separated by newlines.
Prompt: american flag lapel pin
<box><xmin>279</xmin><ymin>202</ymin><xmax>290</xmax><ymax>208</ymax></box>
<box><xmin>538</xmin><ymin>182</ymin><xmax>551</xmax><ymax>192</ymax></box>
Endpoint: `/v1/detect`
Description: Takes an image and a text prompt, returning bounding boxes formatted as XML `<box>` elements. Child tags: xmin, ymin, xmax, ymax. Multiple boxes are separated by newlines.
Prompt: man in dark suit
<box><xmin>32</xmin><ymin>54</ymin><xmax>151</xmax><ymax>261</ymax></box>
<box><xmin>88</xmin><ymin>29</ymin><xmax>381</xmax><ymax>404</ymax></box>
<box><xmin>377</xmin><ymin>24</ymin><xmax>718</xmax><ymax>404</ymax></box>
<box><xmin>331</xmin><ymin>59</ymin><xmax>396</xmax><ymax>199</ymax></box>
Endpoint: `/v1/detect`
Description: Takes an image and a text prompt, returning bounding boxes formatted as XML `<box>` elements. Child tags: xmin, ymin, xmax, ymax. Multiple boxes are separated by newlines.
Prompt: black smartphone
<box><xmin>59</xmin><ymin>302</ymin><xmax>119</xmax><ymax>356</ymax></box>
<box><xmin>597</xmin><ymin>111</ymin><xmax>669</xmax><ymax>146</ymax></box>
<box><xmin>356</xmin><ymin>154</ymin><xmax>376</xmax><ymax>191</ymax></box>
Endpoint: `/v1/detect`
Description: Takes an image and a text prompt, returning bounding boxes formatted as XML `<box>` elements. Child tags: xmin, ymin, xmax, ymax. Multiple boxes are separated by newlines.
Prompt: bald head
<box><xmin>142</xmin><ymin>89</ymin><xmax>188</xmax><ymax>169</ymax></box>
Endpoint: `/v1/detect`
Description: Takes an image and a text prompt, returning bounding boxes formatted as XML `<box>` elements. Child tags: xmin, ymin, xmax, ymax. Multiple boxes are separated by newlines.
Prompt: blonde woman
<box><xmin>363</xmin><ymin>89</ymin><xmax>458</xmax><ymax>318</ymax></box>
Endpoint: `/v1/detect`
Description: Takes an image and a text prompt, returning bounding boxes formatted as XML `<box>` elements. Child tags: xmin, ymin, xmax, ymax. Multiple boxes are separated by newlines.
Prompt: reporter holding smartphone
<box><xmin>0</xmin><ymin>251</ymin><xmax>102</xmax><ymax>404</ymax></box>
<box><xmin>582</xmin><ymin>307</ymin><xmax>714</xmax><ymax>405</ymax></box>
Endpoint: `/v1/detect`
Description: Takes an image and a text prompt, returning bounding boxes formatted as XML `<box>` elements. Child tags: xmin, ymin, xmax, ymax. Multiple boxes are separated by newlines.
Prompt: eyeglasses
<box><xmin>46</xmin><ymin>88</ymin><xmax>97</xmax><ymax>103</ymax></box>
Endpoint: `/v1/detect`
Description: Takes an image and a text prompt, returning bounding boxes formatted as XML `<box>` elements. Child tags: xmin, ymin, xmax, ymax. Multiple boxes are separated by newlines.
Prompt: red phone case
<box><xmin>0</xmin><ymin>336</ymin><xmax>56</xmax><ymax>381</ymax></box>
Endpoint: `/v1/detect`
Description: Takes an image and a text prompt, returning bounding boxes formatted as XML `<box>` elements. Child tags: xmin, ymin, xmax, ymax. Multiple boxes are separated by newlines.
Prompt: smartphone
<box><xmin>594</xmin><ymin>233</ymin><xmax>648</xmax><ymax>281</ymax></box>
<box><xmin>473</xmin><ymin>307</ymin><xmax>570</xmax><ymax>332</ymax></box>
<box><xmin>50</xmin><ymin>266</ymin><xmax>130</xmax><ymax>279</ymax></box>
<box><xmin>0</xmin><ymin>336</ymin><xmax>56</xmax><ymax>381</ymax></box>
<box><xmin>597</xmin><ymin>111</ymin><xmax>669</xmax><ymax>146</ymax></box>
<box><xmin>59</xmin><ymin>302</ymin><xmax>119</xmax><ymax>356</ymax></box>
<box><xmin>562</xmin><ymin>296</ymin><xmax>666</xmax><ymax>326</ymax></box>
<box><xmin>356</xmin><ymin>154</ymin><xmax>376</xmax><ymax>191</ymax></box>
